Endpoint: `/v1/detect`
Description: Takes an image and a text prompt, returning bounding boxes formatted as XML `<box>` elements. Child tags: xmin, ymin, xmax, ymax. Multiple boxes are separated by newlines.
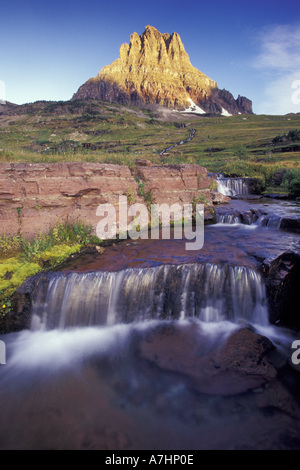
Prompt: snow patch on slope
<box><xmin>221</xmin><ymin>107</ymin><xmax>232</xmax><ymax>117</ymax></box>
<box><xmin>178</xmin><ymin>98</ymin><xmax>206</xmax><ymax>114</ymax></box>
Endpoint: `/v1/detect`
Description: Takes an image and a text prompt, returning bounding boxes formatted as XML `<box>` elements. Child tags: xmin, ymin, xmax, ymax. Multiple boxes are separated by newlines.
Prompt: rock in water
<box><xmin>72</xmin><ymin>25</ymin><xmax>253</xmax><ymax>115</ymax></box>
<box><xmin>138</xmin><ymin>324</ymin><xmax>277</xmax><ymax>395</ymax></box>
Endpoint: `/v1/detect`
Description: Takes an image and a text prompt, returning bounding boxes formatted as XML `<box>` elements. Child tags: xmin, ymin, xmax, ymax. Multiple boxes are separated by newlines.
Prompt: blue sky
<box><xmin>1</xmin><ymin>0</ymin><xmax>300</xmax><ymax>114</ymax></box>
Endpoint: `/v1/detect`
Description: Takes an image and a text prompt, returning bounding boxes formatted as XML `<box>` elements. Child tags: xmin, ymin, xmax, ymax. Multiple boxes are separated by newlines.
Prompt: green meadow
<box><xmin>1</xmin><ymin>99</ymin><xmax>299</xmax><ymax>192</ymax></box>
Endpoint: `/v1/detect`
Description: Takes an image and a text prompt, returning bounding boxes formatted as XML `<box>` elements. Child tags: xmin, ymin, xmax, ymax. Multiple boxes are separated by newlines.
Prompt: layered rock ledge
<box><xmin>0</xmin><ymin>162</ymin><xmax>229</xmax><ymax>239</ymax></box>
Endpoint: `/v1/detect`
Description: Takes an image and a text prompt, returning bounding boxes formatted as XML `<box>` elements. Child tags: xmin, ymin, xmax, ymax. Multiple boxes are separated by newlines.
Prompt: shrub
<box><xmin>281</xmin><ymin>169</ymin><xmax>300</xmax><ymax>198</ymax></box>
<box><xmin>272</xmin><ymin>129</ymin><xmax>300</xmax><ymax>143</ymax></box>
<box><xmin>0</xmin><ymin>234</ymin><xmax>22</xmax><ymax>258</ymax></box>
<box><xmin>287</xmin><ymin>129</ymin><xmax>300</xmax><ymax>142</ymax></box>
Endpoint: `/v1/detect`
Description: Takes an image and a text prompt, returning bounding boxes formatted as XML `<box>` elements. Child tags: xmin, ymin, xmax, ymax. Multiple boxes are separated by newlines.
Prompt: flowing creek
<box><xmin>1</xmin><ymin>192</ymin><xmax>300</xmax><ymax>450</ymax></box>
<box><xmin>159</xmin><ymin>128</ymin><xmax>196</xmax><ymax>155</ymax></box>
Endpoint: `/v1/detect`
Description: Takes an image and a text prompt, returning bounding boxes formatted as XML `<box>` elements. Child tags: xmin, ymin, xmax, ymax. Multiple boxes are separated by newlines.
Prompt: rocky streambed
<box><xmin>1</xmin><ymin>175</ymin><xmax>300</xmax><ymax>450</ymax></box>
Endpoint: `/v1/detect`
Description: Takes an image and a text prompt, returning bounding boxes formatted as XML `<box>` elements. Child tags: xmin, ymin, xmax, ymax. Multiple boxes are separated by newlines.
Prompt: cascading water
<box><xmin>255</xmin><ymin>214</ymin><xmax>282</xmax><ymax>229</ymax></box>
<box><xmin>216</xmin><ymin>176</ymin><xmax>249</xmax><ymax>196</ymax></box>
<box><xmin>215</xmin><ymin>209</ymin><xmax>282</xmax><ymax>228</ymax></box>
<box><xmin>1</xmin><ymin>193</ymin><xmax>299</xmax><ymax>452</ymax></box>
<box><xmin>31</xmin><ymin>262</ymin><xmax>270</xmax><ymax>330</ymax></box>
<box><xmin>2</xmin><ymin>218</ymin><xmax>300</xmax><ymax>450</ymax></box>
<box><xmin>216</xmin><ymin>214</ymin><xmax>242</xmax><ymax>224</ymax></box>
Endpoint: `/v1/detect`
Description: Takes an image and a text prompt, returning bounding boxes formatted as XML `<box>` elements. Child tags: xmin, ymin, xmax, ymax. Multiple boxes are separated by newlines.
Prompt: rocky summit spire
<box><xmin>72</xmin><ymin>26</ymin><xmax>253</xmax><ymax>115</ymax></box>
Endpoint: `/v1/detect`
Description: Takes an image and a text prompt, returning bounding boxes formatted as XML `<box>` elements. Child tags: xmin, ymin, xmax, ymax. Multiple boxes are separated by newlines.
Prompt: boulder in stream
<box><xmin>138</xmin><ymin>323</ymin><xmax>277</xmax><ymax>395</ymax></box>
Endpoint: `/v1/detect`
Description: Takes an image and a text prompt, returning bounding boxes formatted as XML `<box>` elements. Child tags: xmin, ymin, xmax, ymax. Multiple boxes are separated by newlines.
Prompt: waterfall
<box><xmin>31</xmin><ymin>263</ymin><xmax>269</xmax><ymax>330</ymax></box>
<box><xmin>216</xmin><ymin>209</ymin><xmax>282</xmax><ymax>228</ymax></box>
<box><xmin>216</xmin><ymin>176</ymin><xmax>249</xmax><ymax>196</ymax></box>
<box><xmin>255</xmin><ymin>215</ymin><xmax>282</xmax><ymax>229</ymax></box>
<box><xmin>216</xmin><ymin>214</ymin><xmax>242</xmax><ymax>224</ymax></box>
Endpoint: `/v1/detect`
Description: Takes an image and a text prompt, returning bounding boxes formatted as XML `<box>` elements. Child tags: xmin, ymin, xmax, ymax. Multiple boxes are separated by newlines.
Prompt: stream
<box><xmin>0</xmin><ymin>189</ymin><xmax>300</xmax><ymax>450</ymax></box>
<box><xmin>159</xmin><ymin>128</ymin><xmax>196</xmax><ymax>155</ymax></box>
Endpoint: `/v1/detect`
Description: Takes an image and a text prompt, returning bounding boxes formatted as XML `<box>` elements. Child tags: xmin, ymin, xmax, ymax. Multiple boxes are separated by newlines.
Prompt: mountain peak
<box><xmin>72</xmin><ymin>26</ymin><xmax>253</xmax><ymax>115</ymax></box>
<box><xmin>144</xmin><ymin>25</ymin><xmax>162</xmax><ymax>35</ymax></box>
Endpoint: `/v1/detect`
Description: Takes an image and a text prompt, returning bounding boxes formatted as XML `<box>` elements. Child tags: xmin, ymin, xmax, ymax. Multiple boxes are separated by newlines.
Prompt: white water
<box><xmin>3</xmin><ymin>319</ymin><xmax>240</xmax><ymax>375</ymax></box>
<box><xmin>31</xmin><ymin>263</ymin><xmax>270</xmax><ymax>330</ymax></box>
<box><xmin>1</xmin><ymin>258</ymin><xmax>298</xmax><ymax>450</ymax></box>
<box><xmin>217</xmin><ymin>176</ymin><xmax>249</xmax><ymax>196</ymax></box>
<box><xmin>216</xmin><ymin>212</ymin><xmax>282</xmax><ymax>228</ymax></box>
<box><xmin>1</xmin><ymin>203</ymin><xmax>300</xmax><ymax>450</ymax></box>
<box><xmin>1</xmin><ymin>316</ymin><xmax>297</xmax><ymax>451</ymax></box>
<box><xmin>216</xmin><ymin>214</ymin><xmax>242</xmax><ymax>224</ymax></box>
<box><xmin>255</xmin><ymin>214</ymin><xmax>282</xmax><ymax>229</ymax></box>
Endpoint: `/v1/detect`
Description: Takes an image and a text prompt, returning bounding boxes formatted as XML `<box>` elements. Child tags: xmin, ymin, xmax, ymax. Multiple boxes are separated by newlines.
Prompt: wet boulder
<box><xmin>138</xmin><ymin>323</ymin><xmax>277</xmax><ymax>395</ymax></box>
<box><xmin>262</xmin><ymin>252</ymin><xmax>300</xmax><ymax>328</ymax></box>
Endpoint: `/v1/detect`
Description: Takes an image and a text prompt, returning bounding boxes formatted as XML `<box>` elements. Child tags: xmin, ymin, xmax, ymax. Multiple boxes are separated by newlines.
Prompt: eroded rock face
<box><xmin>72</xmin><ymin>26</ymin><xmax>252</xmax><ymax>115</ymax></box>
<box><xmin>0</xmin><ymin>162</ymin><xmax>138</xmax><ymax>239</ymax></box>
<box><xmin>135</xmin><ymin>164</ymin><xmax>231</xmax><ymax>222</ymax></box>
<box><xmin>0</xmin><ymin>162</ymin><xmax>220</xmax><ymax>239</ymax></box>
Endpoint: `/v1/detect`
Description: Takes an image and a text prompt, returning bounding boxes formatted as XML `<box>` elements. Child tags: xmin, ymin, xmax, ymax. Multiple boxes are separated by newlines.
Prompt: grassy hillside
<box><xmin>1</xmin><ymin>99</ymin><xmax>300</xmax><ymax>191</ymax></box>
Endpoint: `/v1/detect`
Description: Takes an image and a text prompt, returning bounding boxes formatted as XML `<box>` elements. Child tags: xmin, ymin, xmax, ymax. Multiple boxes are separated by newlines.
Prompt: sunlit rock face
<box><xmin>0</xmin><ymin>162</ymin><xmax>217</xmax><ymax>239</ymax></box>
<box><xmin>72</xmin><ymin>26</ymin><xmax>253</xmax><ymax>115</ymax></box>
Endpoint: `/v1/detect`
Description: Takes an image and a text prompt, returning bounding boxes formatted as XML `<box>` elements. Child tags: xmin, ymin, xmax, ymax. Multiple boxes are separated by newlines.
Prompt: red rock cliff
<box><xmin>0</xmin><ymin>162</ymin><xmax>229</xmax><ymax>239</ymax></box>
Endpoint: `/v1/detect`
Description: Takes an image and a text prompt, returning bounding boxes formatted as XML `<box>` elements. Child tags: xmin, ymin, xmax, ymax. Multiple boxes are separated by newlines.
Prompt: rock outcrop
<box><xmin>0</xmin><ymin>162</ymin><xmax>228</xmax><ymax>239</ymax></box>
<box><xmin>72</xmin><ymin>26</ymin><xmax>253</xmax><ymax>116</ymax></box>
<box><xmin>262</xmin><ymin>252</ymin><xmax>300</xmax><ymax>328</ymax></box>
<box><xmin>138</xmin><ymin>323</ymin><xmax>277</xmax><ymax>395</ymax></box>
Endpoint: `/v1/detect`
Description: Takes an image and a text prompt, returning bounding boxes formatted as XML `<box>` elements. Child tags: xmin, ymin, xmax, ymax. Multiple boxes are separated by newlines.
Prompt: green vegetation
<box><xmin>281</xmin><ymin>169</ymin><xmax>300</xmax><ymax>198</ymax></box>
<box><xmin>0</xmin><ymin>222</ymin><xmax>102</xmax><ymax>316</ymax></box>
<box><xmin>134</xmin><ymin>176</ymin><xmax>153</xmax><ymax>208</ymax></box>
<box><xmin>272</xmin><ymin>129</ymin><xmax>300</xmax><ymax>143</ymax></box>
<box><xmin>1</xmin><ymin>100</ymin><xmax>299</xmax><ymax>192</ymax></box>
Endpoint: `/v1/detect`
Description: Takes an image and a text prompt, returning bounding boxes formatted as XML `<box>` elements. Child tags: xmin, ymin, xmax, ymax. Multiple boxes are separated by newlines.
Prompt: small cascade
<box><xmin>215</xmin><ymin>175</ymin><xmax>250</xmax><ymax>197</ymax></box>
<box><xmin>255</xmin><ymin>215</ymin><xmax>282</xmax><ymax>229</ymax></box>
<box><xmin>215</xmin><ymin>208</ymin><xmax>282</xmax><ymax>228</ymax></box>
<box><xmin>216</xmin><ymin>209</ymin><xmax>260</xmax><ymax>225</ymax></box>
<box><xmin>31</xmin><ymin>263</ymin><xmax>269</xmax><ymax>330</ymax></box>
<box><xmin>207</xmin><ymin>173</ymin><xmax>250</xmax><ymax>197</ymax></box>
<box><xmin>216</xmin><ymin>214</ymin><xmax>242</xmax><ymax>224</ymax></box>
